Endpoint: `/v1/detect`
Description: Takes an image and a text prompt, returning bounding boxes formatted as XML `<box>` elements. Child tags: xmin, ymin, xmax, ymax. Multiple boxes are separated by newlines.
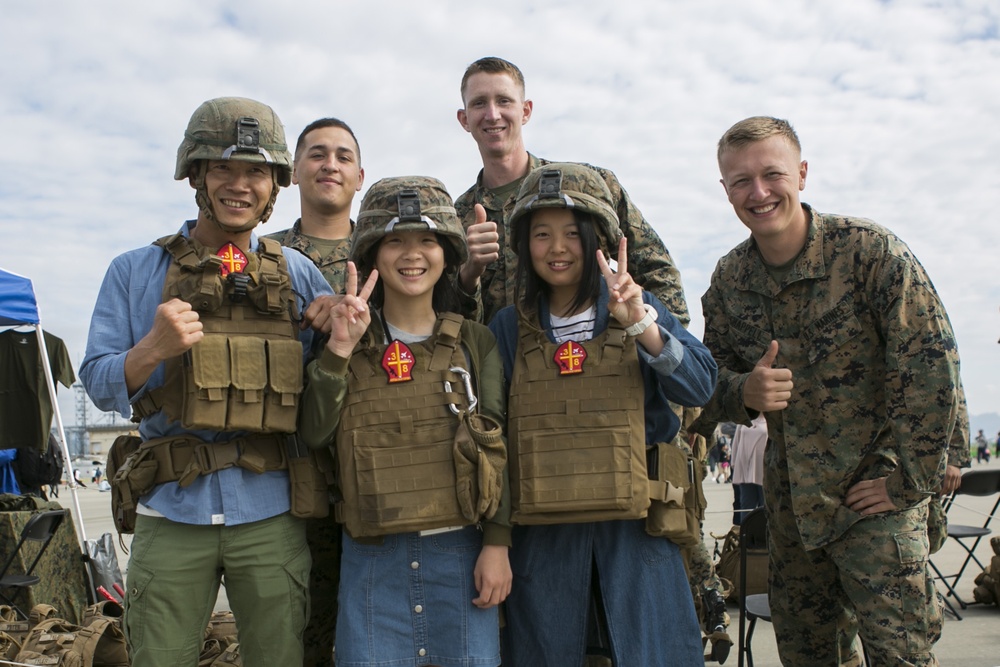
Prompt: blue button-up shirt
<box><xmin>80</xmin><ymin>221</ymin><xmax>333</xmax><ymax>526</ymax></box>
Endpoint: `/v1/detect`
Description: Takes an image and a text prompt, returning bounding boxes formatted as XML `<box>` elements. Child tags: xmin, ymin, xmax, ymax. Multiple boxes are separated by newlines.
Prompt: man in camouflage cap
<box><xmin>80</xmin><ymin>97</ymin><xmax>333</xmax><ymax>667</ymax></box>
<box><xmin>694</xmin><ymin>116</ymin><xmax>966</xmax><ymax>665</ymax></box>
<box><xmin>262</xmin><ymin>116</ymin><xmax>365</xmax><ymax>666</ymax></box>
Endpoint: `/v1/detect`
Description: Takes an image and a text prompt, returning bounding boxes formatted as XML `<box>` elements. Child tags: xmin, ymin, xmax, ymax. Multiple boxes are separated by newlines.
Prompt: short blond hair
<box><xmin>717</xmin><ymin>116</ymin><xmax>801</xmax><ymax>163</ymax></box>
<box><xmin>460</xmin><ymin>57</ymin><xmax>526</xmax><ymax>104</ymax></box>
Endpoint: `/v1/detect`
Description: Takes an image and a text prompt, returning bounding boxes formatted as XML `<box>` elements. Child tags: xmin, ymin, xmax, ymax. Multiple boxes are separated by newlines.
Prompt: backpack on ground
<box><xmin>973</xmin><ymin>536</ymin><xmax>1000</xmax><ymax>606</ymax></box>
<box><xmin>14</xmin><ymin>603</ymin><xmax>128</xmax><ymax>667</ymax></box>
<box><xmin>0</xmin><ymin>604</ymin><xmax>29</xmax><ymax>661</ymax></box>
<box><xmin>713</xmin><ymin>524</ymin><xmax>769</xmax><ymax>602</ymax></box>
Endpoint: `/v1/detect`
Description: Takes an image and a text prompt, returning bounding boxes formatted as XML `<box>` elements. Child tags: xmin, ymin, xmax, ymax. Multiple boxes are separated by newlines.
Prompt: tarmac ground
<box><xmin>62</xmin><ymin>458</ymin><xmax>1000</xmax><ymax>666</ymax></box>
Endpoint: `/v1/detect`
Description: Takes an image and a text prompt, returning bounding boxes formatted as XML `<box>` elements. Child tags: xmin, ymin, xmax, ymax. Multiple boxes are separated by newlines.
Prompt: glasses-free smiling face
<box><xmin>458</xmin><ymin>72</ymin><xmax>532</xmax><ymax>160</ymax></box>
<box><xmin>293</xmin><ymin>126</ymin><xmax>364</xmax><ymax>216</ymax></box>
<box><xmin>375</xmin><ymin>230</ymin><xmax>445</xmax><ymax>303</ymax></box>
<box><xmin>719</xmin><ymin>134</ymin><xmax>808</xmax><ymax>245</ymax></box>
<box><xmin>528</xmin><ymin>208</ymin><xmax>585</xmax><ymax>298</ymax></box>
<box><xmin>202</xmin><ymin>159</ymin><xmax>274</xmax><ymax>231</ymax></box>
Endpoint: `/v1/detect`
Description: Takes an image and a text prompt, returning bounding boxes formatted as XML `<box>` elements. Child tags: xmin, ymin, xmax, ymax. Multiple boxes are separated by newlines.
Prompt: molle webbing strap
<box><xmin>139</xmin><ymin>433</ymin><xmax>289</xmax><ymax>487</ymax></box>
<box><xmin>255</xmin><ymin>238</ymin><xmax>287</xmax><ymax>314</ymax></box>
<box><xmin>508</xmin><ymin>311</ymin><xmax>648</xmax><ymax>524</ymax></box>
<box><xmin>517</xmin><ymin>314</ymin><xmax>547</xmax><ymax>370</ymax></box>
<box><xmin>133</xmin><ymin>233</ymin><xmax>300</xmax><ymax>426</ymax></box>
<box><xmin>155</xmin><ymin>233</ymin><xmax>199</xmax><ymax>267</ymax></box>
<box><xmin>345</xmin><ymin>325</ymin><xmax>470</xmax><ymax>430</ymax></box>
<box><xmin>335</xmin><ymin>314</ymin><xmax>475</xmax><ymax>537</ymax></box>
<box><xmin>155</xmin><ymin>233</ymin><xmax>224</xmax><ymax>303</ymax></box>
<box><xmin>343</xmin><ymin>366</ymin><xmax>469</xmax><ymax>430</ymax></box>
<box><xmin>505</xmin><ymin>364</ymin><xmax>641</xmax><ymax>421</ymax></box>
<box><xmin>130</xmin><ymin>391</ymin><xmax>161</xmax><ymax>423</ymax></box>
<box><xmin>348</xmin><ymin>312</ymin><xmax>465</xmax><ymax>380</ymax></box>
<box><xmin>71</xmin><ymin>616</ymin><xmax>123</xmax><ymax>667</ymax></box>
<box><xmin>198</xmin><ymin>306</ymin><xmax>293</xmax><ymax>337</ymax></box>
<box><xmin>28</xmin><ymin>605</ymin><xmax>59</xmax><ymax>626</ymax></box>
<box><xmin>430</xmin><ymin>312</ymin><xmax>464</xmax><ymax>370</ymax></box>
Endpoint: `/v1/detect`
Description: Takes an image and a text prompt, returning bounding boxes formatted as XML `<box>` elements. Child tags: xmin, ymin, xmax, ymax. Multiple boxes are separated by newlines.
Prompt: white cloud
<box><xmin>1</xmin><ymin>0</ymin><xmax>997</xmax><ymax>426</ymax></box>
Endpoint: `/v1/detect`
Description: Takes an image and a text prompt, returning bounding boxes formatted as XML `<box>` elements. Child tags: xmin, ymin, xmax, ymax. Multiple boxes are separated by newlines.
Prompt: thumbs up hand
<box><xmin>742</xmin><ymin>340</ymin><xmax>794</xmax><ymax>412</ymax></box>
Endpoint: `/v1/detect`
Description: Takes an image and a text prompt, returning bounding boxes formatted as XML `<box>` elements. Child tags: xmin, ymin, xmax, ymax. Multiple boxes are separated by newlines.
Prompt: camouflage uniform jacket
<box><xmin>698</xmin><ymin>205</ymin><xmax>963</xmax><ymax>550</ymax></box>
<box><xmin>454</xmin><ymin>153</ymin><xmax>690</xmax><ymax>325</ymax></box>
<box><xmin>263</xmin><ymin>218</ymin><xmax>353</xmax><ymax>293</ymax></box>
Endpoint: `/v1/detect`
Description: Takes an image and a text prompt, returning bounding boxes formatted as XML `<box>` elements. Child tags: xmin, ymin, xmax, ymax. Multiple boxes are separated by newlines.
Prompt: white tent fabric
<box><xmin>0</xmin><ymin>267</ymin><xmax>87</xmax><ymax>548</ymax></box>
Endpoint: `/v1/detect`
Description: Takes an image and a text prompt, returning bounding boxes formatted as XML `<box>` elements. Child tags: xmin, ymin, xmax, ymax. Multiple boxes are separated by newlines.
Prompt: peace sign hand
<box><xmin>326</xmin><ymin>261</ymin><xmax>378</xmax><ymax>358</ymax></box>
<box><xmin>596</xmin><ymin>237</ymin><xmax>645</xmax><ymax>328</ymax></box>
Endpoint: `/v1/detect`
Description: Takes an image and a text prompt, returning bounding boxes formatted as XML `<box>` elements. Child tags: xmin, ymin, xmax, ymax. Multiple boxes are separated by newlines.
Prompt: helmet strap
<box><xmin>257</xmin><ymin>171</ymin><xmax>280</xmax><ymax>225</ymax></box>
<box><xmin>192</xmin><ymin>161</ymin><xmax>278</xmax><ymax>233</ymax></box>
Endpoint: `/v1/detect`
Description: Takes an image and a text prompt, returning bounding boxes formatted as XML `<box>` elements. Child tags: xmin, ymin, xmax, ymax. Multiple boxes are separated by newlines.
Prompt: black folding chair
<box><xmin>0</xmin><ymin>509</ymin><xmax>69</xmax><ymax>619</ymax></box>
<box><xmin>737</xmin><ymin>507</ymin><xmax>770</xmax><ymax>667</ymax></box>
<box><xmin>929</xmin><ymin>468</ymin><xmax>1000</xmax><ymax>618</ymax></box>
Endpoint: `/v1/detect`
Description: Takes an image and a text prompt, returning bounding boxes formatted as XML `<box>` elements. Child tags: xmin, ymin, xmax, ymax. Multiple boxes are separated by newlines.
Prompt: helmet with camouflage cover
<box><xmin>176</xmin><ymin>97</ymin><xmax>292</xmax><ymax>228</ymax></box>
<box><xmin>508</xmin><ymin>162</ymin><xmax>621</xmax><ymax>253</ymax></box>
<box><xmin>352</xmin><ymin>176</ymin><xmax>469</xmax><ymax>274</ymax></box>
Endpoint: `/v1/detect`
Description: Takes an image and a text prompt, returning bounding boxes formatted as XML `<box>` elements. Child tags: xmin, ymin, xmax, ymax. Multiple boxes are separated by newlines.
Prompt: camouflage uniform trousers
<box><xmin>672</xmin><ymin>431</ymin><xmax>726</xmax><ymax>620</ymax></box>
<box><xmin>765</xmin><ymin>456</ymin><xmax>942</xmax><ymax>667</ymax></box>
<box><xmin>302</xmin><ymin>517</ymin><xmax>341</xmax><ymax>667</ymax></box>
<box><xmin>684</xmin><ymin>539</ymin><xmax>725</xmax><ymax>611</ymax></box>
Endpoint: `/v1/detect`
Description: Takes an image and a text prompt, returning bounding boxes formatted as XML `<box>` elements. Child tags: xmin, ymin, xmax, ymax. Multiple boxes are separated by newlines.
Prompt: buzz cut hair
<box><xmin>460</xmin><ymin>57</ymin><xmax>526</xmax><ymax>104</ymax></box>
<box><xmin>294</xmin><ymin>117</ymin><xmax>361</xmax><ymax>164</ymax></box>
<box><xmin>717</xmin><ymin>116</ymin><xmax>801</xmax><ymax>164</ymax></box>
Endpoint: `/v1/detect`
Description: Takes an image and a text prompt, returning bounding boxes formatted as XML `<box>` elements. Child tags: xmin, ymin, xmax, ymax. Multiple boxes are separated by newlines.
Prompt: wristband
<box><xmin>625</xmin><ymin>304</ymin><xmax>658</xmax><ymax>337</ymax></box>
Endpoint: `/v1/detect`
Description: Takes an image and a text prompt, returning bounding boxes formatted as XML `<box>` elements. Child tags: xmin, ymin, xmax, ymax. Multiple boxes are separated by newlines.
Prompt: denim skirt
<box><xmin>336</xmin><ymin>526</ymin><xmax>501</xmax><ymax>667</ymax></box>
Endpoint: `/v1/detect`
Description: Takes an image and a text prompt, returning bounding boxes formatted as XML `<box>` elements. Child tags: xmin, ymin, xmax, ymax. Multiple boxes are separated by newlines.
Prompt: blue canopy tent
<box><xmin>0</xmin><ymin>267</ymin><xmax>87</xmax><ymax>548</ymax></box>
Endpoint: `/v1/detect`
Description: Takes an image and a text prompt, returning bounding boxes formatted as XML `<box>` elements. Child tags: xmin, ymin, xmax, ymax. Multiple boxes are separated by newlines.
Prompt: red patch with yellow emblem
<box><xmin>554</xmin><ymin>340</ymin><xmax>587</xmax><ymax>375</ymax></box>
<box><xmin>382</xmin><ymin>340</ymin><xmax>415</xmax><ymax>383</ymax></box>
<box><xmin>216</xmin><ymin>243</ymin><xmax>248</xmax><ymax>277</ymax></box>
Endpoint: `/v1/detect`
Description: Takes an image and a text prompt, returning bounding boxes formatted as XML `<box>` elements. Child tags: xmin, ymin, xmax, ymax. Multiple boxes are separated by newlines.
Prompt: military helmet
<box><xmin>175</xmin><ymin>97</ymin><xmax>292</xmax><ymax>187</ymax></box>
<box><xmin>508</xmin><ymin>162</ymin><xmax>621</xmax><ymax>253</ymax></box>
<box><xmin>352</xmin><ymin>176</ymin><xmax>469</xmax><ymax>271</ymax></box>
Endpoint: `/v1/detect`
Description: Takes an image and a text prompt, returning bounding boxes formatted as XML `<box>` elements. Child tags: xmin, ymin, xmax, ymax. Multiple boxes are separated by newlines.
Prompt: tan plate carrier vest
<box><xmin>120</xmin><ymin>234</ymin><xmax>311</xmax><ymax>500</ymax></box>
<box><xmin>508</xmin><ymin>312</ymin><xmax>650</xmax><ymax>524</ymax></box>
<box><xmin>335</xmin><ymin>313</ymin><xmax>501</xmax><ymax>538</ymax></box>
<box><xmin>132</xmin><ymin>233</ymin><xmax>303</xmax><ymax>433</ymax></box>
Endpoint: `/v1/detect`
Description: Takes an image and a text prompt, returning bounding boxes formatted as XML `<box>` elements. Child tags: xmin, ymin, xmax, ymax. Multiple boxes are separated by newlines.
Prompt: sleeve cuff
<box><xmin>481</xmin><ymin>522</ymin><xmax>512</xmax><ymax>547</ymax></box>
<box><xmin>317</xmin><ymin>347</ymin><xmax>351</xmax><ymax>376</ymax></box>
<box><xmin>639</xmin><ymin>325</ymin><xmax>683</xmax><ymax>374</ymax></box>
<box><xmin>729</xmin><ymin>373</ymin><xmax>758</xmax><ymax>425</ymax></box>
<box><xmin>885</xmin><ymin>468</ymin><xmax>933</xmax><ymax>509</ymax></box>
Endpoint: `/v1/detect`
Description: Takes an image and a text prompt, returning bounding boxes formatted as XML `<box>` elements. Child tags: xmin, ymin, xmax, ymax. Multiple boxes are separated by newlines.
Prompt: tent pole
<box><xmin>34</xmin><ymin>326</ymin><xmax>88</xmax><ymax>548</ymax></box>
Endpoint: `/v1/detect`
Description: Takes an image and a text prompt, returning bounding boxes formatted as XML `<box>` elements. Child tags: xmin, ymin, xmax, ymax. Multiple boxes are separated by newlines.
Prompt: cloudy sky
<box><xmin>2</xmin><ymin>0</ymin><xmax>998</xmax><ymax>430</ymax></box>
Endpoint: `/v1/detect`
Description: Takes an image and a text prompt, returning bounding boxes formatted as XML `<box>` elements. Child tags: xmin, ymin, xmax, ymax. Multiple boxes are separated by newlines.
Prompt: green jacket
<box><xmin>298</xmin><ymin>314</ymin><xmax>511</xmax><ymax>545</ymax></box>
